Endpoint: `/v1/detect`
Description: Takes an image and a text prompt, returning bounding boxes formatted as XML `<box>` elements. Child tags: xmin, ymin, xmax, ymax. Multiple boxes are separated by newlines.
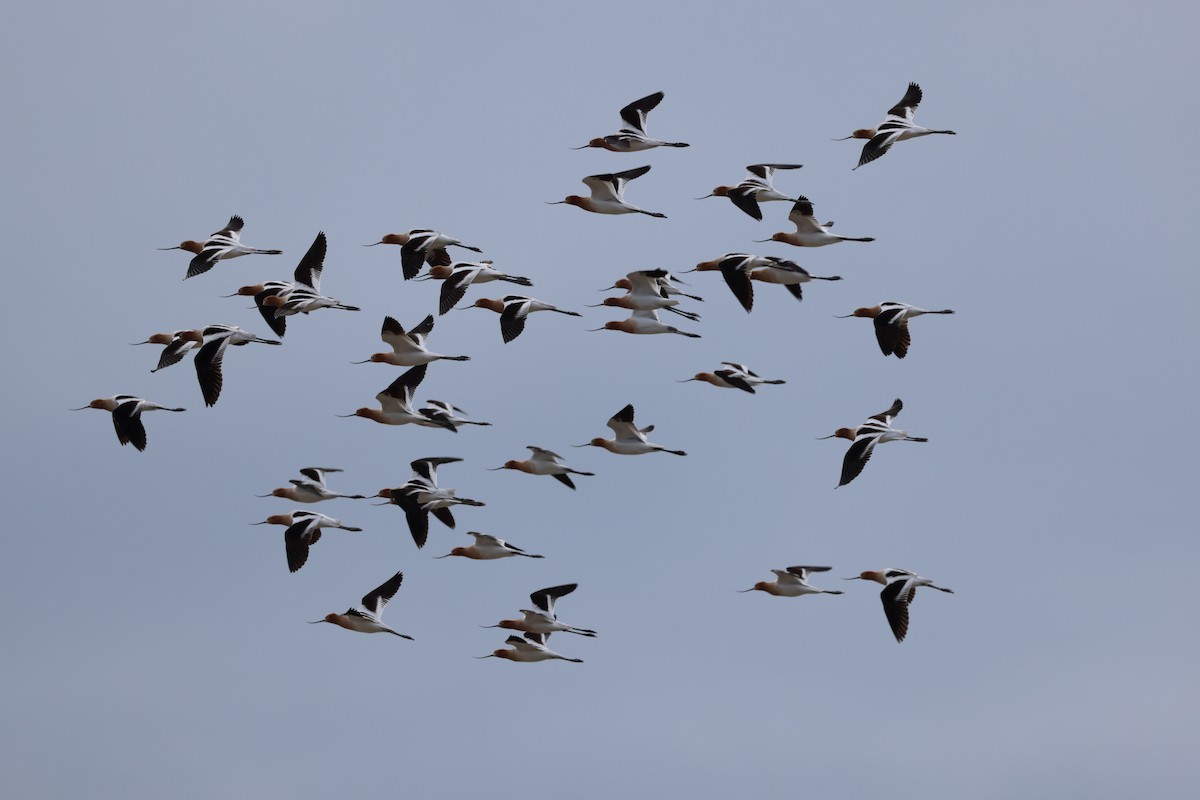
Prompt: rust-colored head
<box><xmin>427</xmin><ymin>265</ymin><xmax>454</xmax><ymax>280</ymax></box>
<box><xmin>88</xmin><ymin>398</ymin><xmax>111</xmax><ymax>410</ymax></box>
<box><xmin>269</xmin><ymin>488</ymin><xmax>291</xmax><ymax>499</ymax></box>
<box><xmin>491</xmin><ymin>648</ymin><xmax>517</xmax><ymax>660</ymax></box>
<box><xmin>143</xmin><ymin>333</ymin><xmax>176</xmax><ymax>345</ymax></box>
<box><xmin>833</xmin><ymin>427</ymin><xmax>857</xmax><ymax>441</ymax></box>
<box><xmin>264</xmin><ymin>514</ymin><xmax>293</xmax><ymax>526</ymax></box>
<box><xmin>261</xmin><ymin>295</ymin><xmax>286</xmax><ymax>307</ymax></box>
<box><xmin>613</xmin><ymin>278</ymin><xmax>633</xmax><ymax>291</ymax></box>
<box><xmin>471</xmin><ymin>298</ymin><xmax>505</xmax><ymax>313</ymax></box>
<box><xmin>693</xmin><ymin>258</ymin><xmax>723</xmax><ymax>272</ymax></box>
<box><xmin>854</xmin><ymin>570</ymin><xmax>889</xmax><ymax>585</ymax></box>
<box><xmin>850</xmin><ymin>128</ymin><xmax>875</xmax><ymax>140</ymax></box>
<box><xmin>373</xmin><ymin>233</ymin><xmax>409</xmax><ymax>246</ymax></box>
<box><xmin>561</xmin><ymin>195</ymin><xmax>588</xmax><ymax>209</ymax></box>
<box><xmin>179</xmin><ymin>329</ymin><xmax>205</xmax><ymax>343</ymax></box>
<box><xmin>232</xmin><ymin>284</ymin><xmax>266</xmax><ymax>296</ymax></box>
<box><xmin>852</xmin><ymin>306</ymin><xmax>882</xmax><ymax>318</ymax></box>
<box><xmin>163</xmin><ymin>240</ymin><xmax>206</xmax><ymax>254</ymax></box>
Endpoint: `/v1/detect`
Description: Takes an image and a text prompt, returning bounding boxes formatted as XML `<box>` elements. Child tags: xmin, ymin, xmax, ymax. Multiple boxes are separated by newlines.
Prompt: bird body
<box><xmin>846</xmin><ymin>568</ymin><xmax>953</xmax><ymax>641</ymax></box>
<box><xmin>821</xmin><ymin>399</ymin><xmax>928</xmax><ymax>487</ymax></box>
<box><xmin>73</xmin><ymin>396</ymin><xmax>185</xmax><ymax>451</ymax></box>
<box><xmin>365</xmin><ymin>230</ymin><xmax>482</xmax><ymax>280</ymax></box>
<box><xmin>491</xmin><ymin>447</ymin><xmax>595</xmax><ymax>489</ymax></box>
<box><xmin>574</xmin><ymin>91</ymin><xmax>688</xmax><ymax>152</ymax></box>
<box><xmin>551</xmin><ymin>165</ymin><xmax>666</xmax><ymax>217</ymax></box>
<box><xmin>837</xmin><ymin>83</ymin><xmax>956</xmax><ymax>169</ymax></box>
<box><xmin>740</xmin><ymin>565</ymin><xmax>844</xmax><ymax>597</ymax></box>
<box><xmin>576</xmin><ymin>403</ymin><xmax>686</xmax><ymax>456</ymax></box>
<box><xmin>163</xmin><ymin>215</ymin><xmax>283</xmax><ymax>279</ymax></box>
<box><xmin>698</xmin><ymin>163</ymin><xmax>803</xmax><ymax>220</ymax></box>
<box><xmin>838</xmin><ymin>302</ymin><xmax>954</xmax><ymax>359</ymax></box>
<box><xmin>310</xmin><ymin>571</ymin><xmax>413</xmax><ymax>639</ymax></box>
<box><xmin>759</xmin><ymin>197</ymin><xmax>874</xmax><ymax>247</ymax></box>
<box><xmin>435</xmin><ymin>531</ymin><xmax>544</xmax><ymax>560</ymax></box>
<box><xmin>353</xmin><ymin>315</ymin><xmax>470</xmax><ymax>366</ymax></box>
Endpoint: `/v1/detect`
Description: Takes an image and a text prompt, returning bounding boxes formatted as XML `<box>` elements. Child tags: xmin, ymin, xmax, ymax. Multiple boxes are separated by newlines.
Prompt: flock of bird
<box><xmin>78</xmin><ymin>84</ymin><xmax>959</xmax><ymax>650</ymax></box>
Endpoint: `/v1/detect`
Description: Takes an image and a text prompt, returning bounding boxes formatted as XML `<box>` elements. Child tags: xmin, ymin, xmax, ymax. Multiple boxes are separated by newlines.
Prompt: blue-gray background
<box><xmin>4</xmin><ymin>2</ymin><xmax>1197</xmax><ymax>797</ymax></box>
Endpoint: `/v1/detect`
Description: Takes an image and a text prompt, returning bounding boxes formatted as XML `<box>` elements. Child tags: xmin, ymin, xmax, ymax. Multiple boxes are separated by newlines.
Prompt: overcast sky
<box><xmin>4</xmin><ymin>1</ymin><xmax>1198</xmax><ymax>797</ymax></box>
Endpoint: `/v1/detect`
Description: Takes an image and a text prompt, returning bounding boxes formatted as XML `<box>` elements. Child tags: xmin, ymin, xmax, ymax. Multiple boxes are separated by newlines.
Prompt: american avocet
<box><xmin>689</xmin><ymin>253</ymin><xmax>843</xmax><ymax>311</ymax></box>
<box><xmin>549</xmin><ymin>165</ymin><xmax>666</xmax><ymax>218</ymax></box>
<box><xmin>477</xmin><ymin>633</ymin><xmax>583</xmax><ymax>663</ymax></box>
<box><xmin>677</xmin><ymin>362</ymin><xmax>786</xmax><ymax>394</ymax></box>
<box><xmin>419</xmin><ymin>400</ymin><xmax>492</xmax><ymax>429</ymax></box>
<box><xmin>162</xmin><ymin>215</ymin><xmax>284</xmax><ymax>280</ymax></box>
<box><xmin>588</xmin><ymin>269</ymin><xmax>701</xmax><ymax>321</ymax></box>
<box><xmin>589</xmin><ymin>308</ymin><xmax>700</xmax><ymax>338</ymax></box>
<box><xmin>819</xmin><ymin>398</ymin><xmax>927</xmax><ymax>488</ymax></box>
<box><xmin>836</xmin><ymin>302</ymin><xmax>954</xmax><ymax>359</ymax></box>
<box><xmin>352</xmin><ymin>315</ymin><xmax>470</xmax><ymax>367</ymax></box>
<box><xmin>462</xmin><ymin>296</ymin><xmax>582</xmax><ymax>343</ymax></box>
<box><xmin>756</xmin><ymin>197</ymin><xmax>874</xmax><ymax>247</ymax></box>
<box><xmin>575</xmin><ymin>403</ymin><xmax>686</xmax><ymax>456</ymax></box>
<box><xmin>309</xmin><ymin>571</ymin><xmax>413</xmax><ymax>640</ymax></box>
<box><xmin>427</xmin><ymin>262</ymin><xmax>534</xmax><ymax>316</ymax></box>
<box><xmin>572</xmin><ymin>91</ymin><xmax>688</xmax><ymax>152</ymax></box>
<box><xmin>844</xmin><ymin>568</ymin><xmax>953</xmax><ymax>642</ymax></box>
<box><xmin>377</xmin><ymin>457</ymin><xmax>485</xmax><ymax>549</ymax></box>
<box><xmin>697</xmin><ymin>164</ymin><xmax>803</xmax><ymax>221</ymax></box>
<box><xmin>71</xmin><ymin>396</ymin><xmax>185</xmax><ymax>451</ymax></box>
<box><xmin>191</xmin><ymin>324</ymin><xmax>282</xmax><ymax>407</ymax></box>
<box><xmin>278</xmin><ymin>511</ymin><xmax>363</xmax><ymax>573</ymax></box>
<box><xmin>338</xmin><ymin>364</ymin><xmax>457</xmax><ymax>431</ymax></box>
<box><xmin>738</xmin><ymin>565</ymin><xmax>843</xmax><ymax>597</ymax></box>
<box><xmin>836</xmin><ymin>83</ymin><xmax>956</xmax><ymax>170</ymax></box>
<box><xmin>256</xmin><ymin>468</ymin><xmax>367</xmax><ymax>503</ymax></box>
<box><xmin>600</xmin><ymin>271</ymin><xmax>703</xmax><ymax>302</ymax></box>
<box><xmin>434</xmin><ymin>531</ymin><xmax>545</xmax><ymax>560</ymax></box>
<box><xmin>131</xmin><ymin>329</ymin><xmax>205</xmax><ymax>372</ymax></box>
<box><xmin>484</xmin><ymin>583</ymin><xmax>597</xmax><ymax>638</ymax></box>
<box><xmin>222</xmin><ymin>232</ymin><xmax>329</xmax><ymax>336</ymax></box>
<box><xmin>489</xmin><ymin>446</ymin><xmax>595</xmax><ymax>490</ymax></box>
<box><xmin>364</xmin><ymin>230</ymin><xmax>483</xmax><ymax>280</ymax></box>
<box><xmin>221</xmin><ymin>281</ymin><xmax>293</xmax><ymax>338</ymax></box>
<box><xmin>257</xmin><ymin>232</ymin><xmax>360</xmax><ymax>318</ymax></box>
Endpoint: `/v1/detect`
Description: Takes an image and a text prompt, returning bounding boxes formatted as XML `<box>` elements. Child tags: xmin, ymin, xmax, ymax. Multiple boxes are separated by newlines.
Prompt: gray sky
<box><xmin>4</xmin><ymin>1</ymin><xmax>1198</xmax><ymax>797</ymax></box>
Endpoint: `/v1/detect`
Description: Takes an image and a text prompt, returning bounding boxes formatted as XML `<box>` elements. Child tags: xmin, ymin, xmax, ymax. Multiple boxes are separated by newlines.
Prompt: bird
<box><xmin>434</xmin><ymin>531</ymin><xmax>545</xmax><ymax>560</ymax></box>
<box><xmin>677</xmin><ymin>362</ymin><xmax>785</xmax><ymax>394</ymax></box>
<box><xmin>549</xmin><ymin>165</ymin><xmax>666</xmax><ymax>217</ymax></box>
<box><xmin>489</xmin><ymin>446</ymin><xmax>595</xmax><ymax>490</ymax></box>
<box><xmin>836</xmin><ymin>82</ymin><xmax>956</xmax><ymax>170</ymax></box>
<box><xmin>589</xmin><ymin>308</ymin><xmax>700</xmax><ymax>338</ymax></box>
<box><xmin>256</xmin><ymin>467</ymin><xmax>367</xmax><ymax>503</ymax></box>
<box><xmin>71</xmin><ymin>396</ymin><xmax>185</xmax><ymax>451</ymax></box>
<box><xmin>836</xmin><ymin>302</ymin><xmax>954</xmax><ymax>359</ymax></box>
<box><xmin>462</xmin><ymin>296</ymin><xmax>582</xmax><ymax>343</ymax></box>
<box><xmin>191</xmin><ymin>324</ymin><xmax>282</xmax><ymax>407</ymax></box>
<box><xmin>696</xmin><ymin>164</ymin><xmax>803</xmax><ymax>221</ymax></box>
<box><xmin>351</xmin><ymin>315</ymin><xmax>471</xmax><ymax>366</ymax></box>
<box><xmin>477</xmin><ymin>633</ymin><xmax>583</xmax><ymax>663</ymax></box>
<box><xmin>738</xmin><ymin>566</ymin><xmax>844</xmax><ymax>597</ymax></box>
<box><xmin>309</xmin><ymin>571</ymin><xmax>413</xmax><ymax>639</ymax></box>
<box><xmin>257</xmin><ymin>232</ymin><xmax>359</xmax><ymax>319</ymax></box>
<box><xmin>222</xmin><ymin>281</ymin><xmax>294</xmax><ymax>338</ymax></box>
<box><xmin>426</xmin><ymin>262</ymin><xmax>534</xmax><ymax>316</ymax></box>
<box><xmin>844</xmin><ymin>568</ymin><xmax>954</xmax><ymax>642</ymax></box>
<box><xmin>277</xmin><ymin>511</ymin><xmax>363</xmax><ymax>573</ymax></box>
<box><xmin>376</xmin><ymin>457</ymin><xmax>485</xmax><ymax>549</ymax></box>
<box><xmin>575</xmin><ymin>403</ymin><xmax>686</xmax><ymax>456</ymax></box>
<box><xmin>689</xmin><ymin>253</ymin><xmax>842</xmax><ymax>311</ymax></box>
<box><xmin>483</xmin><ymin>583</ymin><xmax>597</xmax><ymax>638</ymax></box>
<box><xmin>418</xmin><ymin>400</ymin><xmax>492</xmax><ymax>430</ymax></box>
<box><xmin>572</xmin><ymin>91</ymin><xmax>688</xmax><ymax>152</ymax></box>
<box><xmin>338</xmin><ymin>364</ymin><xmax>458</xmax><ymax>431</ymax></box>
<box><xmin>756</xmin><ymin>197</ymin><xmax>875</xmax><ymax>247</ymax></box>
<box><xmin>587</xmin><ymin>269</ymin><xmax>701</xmax><ymax>321</ymax></box>
<box><xmin>130</xmin><ymin>329</ymin><xmax>205</xmax><ymax>372</ymax></box>
<box><xmin>162</xmin><ymin>215</ymin><xmax>283</xmax><ymax>280</ymax></box>
<box><xmin>819</xmin><ymin>399</ymin><xmax>928</xmax><ymax>488</ymax></box>
<box><xmin>363</xmin><ymin>230</ymin><xmax>483</xmax><ymax>280</ymax></box>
